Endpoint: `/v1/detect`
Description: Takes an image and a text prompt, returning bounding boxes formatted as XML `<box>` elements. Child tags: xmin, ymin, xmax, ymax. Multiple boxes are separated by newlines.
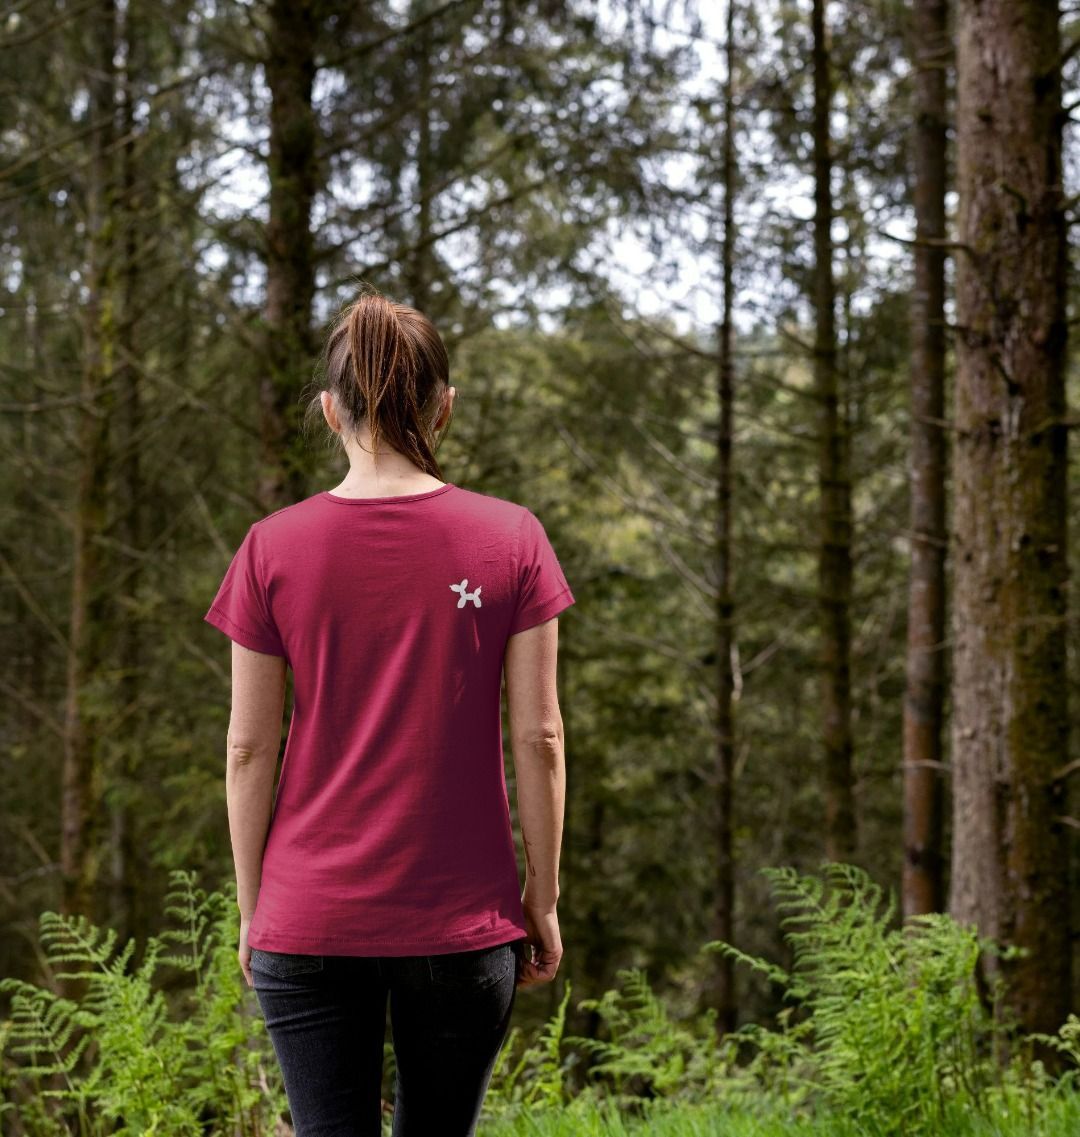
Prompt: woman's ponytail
<box><xmin>305</xmin><ymin>284</ymin><xmax>452</xmax><ymax>478</ymax></box>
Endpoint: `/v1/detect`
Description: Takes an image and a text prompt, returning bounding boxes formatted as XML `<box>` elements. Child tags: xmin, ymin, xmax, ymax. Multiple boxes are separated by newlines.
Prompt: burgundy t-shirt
<box><xmin>203</xmin><ymin>482</ymin><xmax>574</xmax><ymax>956</ymax></box>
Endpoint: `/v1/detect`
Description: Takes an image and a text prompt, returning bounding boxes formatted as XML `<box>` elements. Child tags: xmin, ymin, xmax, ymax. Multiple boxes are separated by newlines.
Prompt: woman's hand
<box><xmin>517</xmin><ymin>899</ymin><xmax>562</xmax><ymax>987</ymax></box>
<box><xmin>239</xmin><ymin>915</ymin><xmax>254</xmax><ymax>988</ymax></box>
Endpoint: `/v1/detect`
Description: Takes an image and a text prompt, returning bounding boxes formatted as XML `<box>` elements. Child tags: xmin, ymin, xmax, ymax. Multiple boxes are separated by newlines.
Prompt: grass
<box><xmin>481</xmin><ymin>1088</ymin><xmax>1080</xmax><ymax>1136</ymax></box>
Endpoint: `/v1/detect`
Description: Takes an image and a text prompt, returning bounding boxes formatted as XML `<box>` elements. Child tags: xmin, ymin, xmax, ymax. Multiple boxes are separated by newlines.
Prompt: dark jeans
<box><xmin>250</xmin><ymin>938</ymin><xmax>525</xmax><ymax>1137</ymax></box>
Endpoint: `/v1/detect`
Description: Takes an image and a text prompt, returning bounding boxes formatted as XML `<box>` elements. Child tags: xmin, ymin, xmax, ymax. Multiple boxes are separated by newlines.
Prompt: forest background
<box><xmin>1</xmin><ymin>0</ymin><xmax>1077</xmax><ymax>1061</ymax></box>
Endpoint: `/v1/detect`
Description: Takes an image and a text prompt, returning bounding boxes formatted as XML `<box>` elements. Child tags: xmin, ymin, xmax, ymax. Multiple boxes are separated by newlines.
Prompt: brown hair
<box><xmin>304</xmin><ymin>284</ymin><xmax>452</xmax><ymax>479</ymax></box>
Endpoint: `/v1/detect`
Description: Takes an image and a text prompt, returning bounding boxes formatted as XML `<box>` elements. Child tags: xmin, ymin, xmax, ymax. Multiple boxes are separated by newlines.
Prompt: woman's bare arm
<box><xmin>225</xmin><ymin>643</ymin><xmax>286</xmax><ymax>933</ymax></box>
<box><xmin>504</xmin><ymin>616</ymin><xmax>566</xmax><ymax>983</ymax></box>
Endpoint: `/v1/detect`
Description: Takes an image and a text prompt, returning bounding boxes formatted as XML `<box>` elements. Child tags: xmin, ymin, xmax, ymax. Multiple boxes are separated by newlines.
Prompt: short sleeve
<box><xmin>203</xmin><ymin>524</ymin><xmax>287</xmax><ymax>657</ymax></box>
<box><xmin>508</xmin><ymin>509</ymin><xmax>575</xmax><ymax>635</ymax></box>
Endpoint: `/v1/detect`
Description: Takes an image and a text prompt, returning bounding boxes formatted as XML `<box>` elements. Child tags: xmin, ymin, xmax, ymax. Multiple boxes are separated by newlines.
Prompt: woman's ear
<box><xmin>320</xmin><ymin>390</ymin><xmax>340</xmax><ymax>434</ymax></box>
<box><xmin>434</xmin><ymin>386</ymin><xmax>455</xmax><ymax>431</ymax></box>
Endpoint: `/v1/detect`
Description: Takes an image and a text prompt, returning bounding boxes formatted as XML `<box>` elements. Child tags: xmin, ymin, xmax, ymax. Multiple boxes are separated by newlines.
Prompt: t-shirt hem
<box><xmin>204</xmin><ymin>606</ymin><xmax>287</xmax><ymax>657</ymax></box>
<box><xmin>248</xmin><ymin>921</ymin><xmax>529</xmax><ymax>957</ymax></box>
<box><xmin>508</xmin><ymin>586</ymin><xmax>575</xmax><ymax>636</ymax></box>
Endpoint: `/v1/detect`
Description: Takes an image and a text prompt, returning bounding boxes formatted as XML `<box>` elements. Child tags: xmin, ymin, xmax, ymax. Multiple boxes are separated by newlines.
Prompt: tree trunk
<box><xmin>902</xmin><ymin>0</ymin><xmax>950</xmax><ymax>919</ymax></box>
<box><xmin>812</xmin><ymin>0</ymin><xmax>855</xmax><ymax>862</ymax></box>
<box><xmin>261</xmin><ymin>0</ymin><xmax>320</xmax><ymax>512</ymax></box>
<box><xmin>62</xmin><ymin>0</ymin><xmax>118</xmax><ymax>923</ymax></box>
<box><xmin>406</xmin><ymin>7</ymin><xmax>435</xmax><ymax>313</ymax></box>
<box><xmin>710</xmin><ymin>0</ymin><xmax>738</xmax><ymax>1040</ymax></box>
<box><xmin>950</xmin><ymin>0</ymin><xmax>1070</xmax><ymax>1050</ymax></box>
<box><xmin>109</xmin><ymin>0</ymin><xmax>146</xmax><ymax>950</ymax></box>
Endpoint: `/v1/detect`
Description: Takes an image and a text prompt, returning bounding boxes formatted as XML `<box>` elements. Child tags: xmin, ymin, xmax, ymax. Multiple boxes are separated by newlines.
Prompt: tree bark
<box><xmin>812</xmin><ymin>0</ymin><xmax>855</xmax><ymax>863</ymax></box>
<box><xmin>62</xmin><ymin>0</ymin><xmax>118</xmax><ymax>923</ymax></box>
<box><xmin>902</xmin><ymin>0</ymin><xmax>950</xmax><ymax>919</ymax></box>
<box><xmin>950</xmin><ymin>0</ymin><xmax>1070</xmax><ymax>1048</ymax></box>
<box><xmin>406</xmin><ymin>7</ymin><xmax>435</xmax><ymax>313</ymax></box>
<box><xmin>261</xmin><ymin>0</ymin><xmax>321</xmax><ymax>511</ymax></box>
<box><xmin>109</xmin><ymin>0</ymin><xmax>146</xmax><ymax>951</ymax></box>
<box><xmin>711</xmin><ymin>0</ymin><xmax>738</xmax><ymax>1040</ymax></box>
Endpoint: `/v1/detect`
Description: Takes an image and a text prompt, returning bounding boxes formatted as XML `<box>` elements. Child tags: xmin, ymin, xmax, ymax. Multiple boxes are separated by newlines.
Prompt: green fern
<box><xmin>1027</xmin><ymin>1012</ymin><xmax>1080</xmax><ymax>1070</ymax></box>
<box><xmin>4</xmin><ymin>862</ymin><xmax>1068</xmax><ymax>1135</ymax></box>
<box><xmin>702</xmin><ymin>861</ymin><xmax>1012</xmax><ymax>1137</ymax></box>
<box><xmin>0</xmin><ymin>869</ymin><xmax>285</xmax><ymax>1137</ymax></box>
<box><xmin>484</xmin><ymin>980</ymin><xmax>577</xmax><ymax>1120</ymax></box>
<box><xmin>566</xmin><ymin>967</ymin><xmax>723</xmax><ymax>1108</ymax></box>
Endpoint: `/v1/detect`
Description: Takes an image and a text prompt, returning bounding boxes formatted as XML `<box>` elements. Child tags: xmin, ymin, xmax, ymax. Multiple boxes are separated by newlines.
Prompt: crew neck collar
<box><xmin>322</xmin><ymin>483</ymin><xmax>456</xmax><ymax>505</ymax></box>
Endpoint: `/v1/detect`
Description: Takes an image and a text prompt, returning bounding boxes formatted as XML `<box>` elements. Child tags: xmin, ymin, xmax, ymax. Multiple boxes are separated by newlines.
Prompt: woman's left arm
<box><xmin>224</xmin><ymin>641</ymin><xmax>287</xmax><ymax>984</ymax></box>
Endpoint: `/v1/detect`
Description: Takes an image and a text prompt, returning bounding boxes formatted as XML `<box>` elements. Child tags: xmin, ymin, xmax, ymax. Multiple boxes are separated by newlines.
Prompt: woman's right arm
<box><xmin>504</xmin><ymin>615</ymin><xmax>566</xmax><ymax>984</ymax></box>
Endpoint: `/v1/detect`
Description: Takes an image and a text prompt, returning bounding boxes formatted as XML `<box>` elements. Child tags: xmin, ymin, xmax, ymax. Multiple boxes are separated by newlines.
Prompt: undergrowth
<box><xmin>1</xmin><ymin>864</ymin><xmax>1076</xmax><ymax>1136</ymax></box>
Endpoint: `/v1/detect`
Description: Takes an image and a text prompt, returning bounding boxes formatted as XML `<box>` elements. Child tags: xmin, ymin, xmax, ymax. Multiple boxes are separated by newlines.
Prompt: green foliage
<box><xmin>1028</xmin><ymin>1012</ymin><xmax>1080</xmax><ymax>1078</ymax></box>
<box><xmin>0</xmin><ymin>870</ymin><xmax>284</xmax><ymax>1137</ymax></box>
<box><xmin>567</xmin><ymin>968</ymin><xmax>725</xmax><ymax>1106</ymax></box>
<box><xmin>703</xmin><ymin>862</ymin><xmax>1013</xmax><ymax>1136</ymax></box>
<box><xmin>486</xmin><ymin>981</ymin><xmax>581</xmax><ymax>1119</ymax></box>
<box><xmin>4</xmin><ymin>863</ymin><xmax>1079</xmax><ymax>1136</ymax></box>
